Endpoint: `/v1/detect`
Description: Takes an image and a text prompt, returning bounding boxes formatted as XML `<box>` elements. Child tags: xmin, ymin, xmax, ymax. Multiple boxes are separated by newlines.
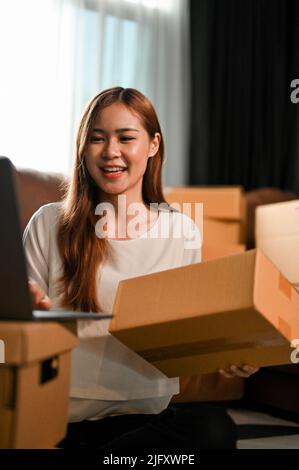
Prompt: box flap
<box><xmin>0</xmin><ymin>321</ymin><xmax>78</xmax><ymax>365</ymax></box>
<box><xmin>256</xmin><ymin>237</ymin><xmax>299</xmax><ymax>285</ymax></box>
<box><xmin>256</xmin><ymin>199</ymin><xmax>299</xmax><ymax>239</ymax></box>
<box><xmin>253</xmin><ymin>249</ymin><xmax>299</xmax><ymax>341</ymax></box>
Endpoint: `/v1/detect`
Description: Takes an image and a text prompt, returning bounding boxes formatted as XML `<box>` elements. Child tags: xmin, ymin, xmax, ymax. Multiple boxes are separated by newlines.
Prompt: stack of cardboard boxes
<box><xmin>164</xmin><ymin>186</ymin><xmax>246</xmax><ymax>261</ymax></box>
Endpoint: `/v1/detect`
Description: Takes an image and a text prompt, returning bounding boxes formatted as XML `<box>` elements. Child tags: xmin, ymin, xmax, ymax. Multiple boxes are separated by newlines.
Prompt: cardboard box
<box><xmin>255</xmin><ymin>200</ymin><xmax>299</xmax><ymax>239</ymax></box>
<box><xmin>109</xmin><ymin>249</ymin><xmax>299</xmax><ymax>377</ymax></box>
<box><xmin>202</xmin><ymin>243</ymin><xmax>245</xmax><ymax>262</ymax></box>
<box><xmin>203</xmin><ymin>219</ymin><xmax>244</xmax><ymax>244</ymax></box>
<box><xmin>256</xmin><ymin>200</ymin><xmax>299</xmax><ymax>291</ymax></box>
<box><xmin>0</xmin><ymin>322</ymin><xmax>78</xmax><ymax>449</ymax></box>
<box><xmin>165</xmin><ymin>186</ymin><xmax>245</xmax><ymax>221</ymax></box>
<box><xmin>257</xmin><ymin>238</ymin><xmax>299</xmax><ymax>292</ymax></box>
<box><xmin>164</xmin><ymin>186</ymin><xmax>246</xmax><ymax>244</ymax></box>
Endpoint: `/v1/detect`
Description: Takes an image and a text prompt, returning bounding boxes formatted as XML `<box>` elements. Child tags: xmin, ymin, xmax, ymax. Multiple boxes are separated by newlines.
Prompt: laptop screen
<box><xmin>0</xmin><ymin>157</ymin><xmax>33</xmax><ymax>320</ymax></box>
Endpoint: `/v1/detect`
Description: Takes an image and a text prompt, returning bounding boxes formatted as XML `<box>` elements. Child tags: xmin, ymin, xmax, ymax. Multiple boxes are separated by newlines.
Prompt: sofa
<box><xmin>14</xmin><ymin>166</ymin><xmax>299</xmax><ymax>416</ymax></box>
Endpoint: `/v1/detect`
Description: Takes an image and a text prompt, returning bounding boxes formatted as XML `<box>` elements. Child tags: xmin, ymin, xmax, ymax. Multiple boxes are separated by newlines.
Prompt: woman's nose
<box><xmin>103</xmin><ymin>138</ymin><xmax>121</xmax><ymax>157</ymax></box>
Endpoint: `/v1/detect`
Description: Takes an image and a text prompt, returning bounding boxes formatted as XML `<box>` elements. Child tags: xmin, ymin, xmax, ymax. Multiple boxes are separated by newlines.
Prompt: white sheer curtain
<box><xmin>0</xmin><ymin>0</ymin><xmax>190</xmax><ymax>184</ymax></box>
<box><xmin>0</xmin><ymin>1</ymin><xmax>70</xmax><ymax>173</ymax></box>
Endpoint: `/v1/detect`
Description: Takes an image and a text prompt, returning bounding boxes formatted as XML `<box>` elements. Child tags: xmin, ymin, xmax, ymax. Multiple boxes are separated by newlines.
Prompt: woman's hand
<box><xmin>218</xmin><ymin>364</ymin><xmax>259</xmax><ymax>379</ymax></box>
<box><xmin>28</xmin><ymin>279</ymin><xmax>52</xmax><ymax>310</ymax></box>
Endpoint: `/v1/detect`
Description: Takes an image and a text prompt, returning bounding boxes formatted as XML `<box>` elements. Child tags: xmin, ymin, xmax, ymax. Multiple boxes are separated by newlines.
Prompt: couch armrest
<box><xmin>15</xmin><ymin>168</ymin><xmax>66</xmax><ymax>231</ymax></box>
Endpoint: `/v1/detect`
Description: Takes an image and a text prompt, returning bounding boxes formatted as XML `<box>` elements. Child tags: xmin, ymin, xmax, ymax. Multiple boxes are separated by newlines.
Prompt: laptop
<box><xmin>0</xmin><ymin>156</ymin><xmax>113</xmax><ymax>321</ymax></box>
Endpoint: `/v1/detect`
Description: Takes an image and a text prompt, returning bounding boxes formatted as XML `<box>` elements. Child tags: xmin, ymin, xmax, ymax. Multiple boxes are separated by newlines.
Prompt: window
<box><xmin>0</xmin><ymin>0</ymin><xmax>189</xmax><ymax>185</ymax></box>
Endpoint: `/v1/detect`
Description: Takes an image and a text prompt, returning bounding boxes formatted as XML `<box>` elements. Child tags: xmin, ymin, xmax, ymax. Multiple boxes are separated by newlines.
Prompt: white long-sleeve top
<box><xmin>23</xmin><ymin>202</ymin><xmax>201</xmax><ymax>422</ymax></box>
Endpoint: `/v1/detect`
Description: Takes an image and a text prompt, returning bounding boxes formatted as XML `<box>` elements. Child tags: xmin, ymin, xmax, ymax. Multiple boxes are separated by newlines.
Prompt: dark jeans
<box><xmin>58</xmin><ymin>403</ymin><xmax>237</xmax><ymax>452</ymax></box>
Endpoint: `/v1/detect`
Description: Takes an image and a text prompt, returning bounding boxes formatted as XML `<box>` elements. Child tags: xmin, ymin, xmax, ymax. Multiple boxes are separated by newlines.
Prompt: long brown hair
<box><xmin>57</xmin><ymin>87</ymin><xmax>167</xmax><ymax>312</ymax></box>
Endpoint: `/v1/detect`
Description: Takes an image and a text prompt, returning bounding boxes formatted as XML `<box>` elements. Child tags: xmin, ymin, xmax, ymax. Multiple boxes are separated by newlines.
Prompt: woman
<box><xmin>24</xmin><ymin>87</ymin><xmax>257</xmax><ymax>452</ymax></box>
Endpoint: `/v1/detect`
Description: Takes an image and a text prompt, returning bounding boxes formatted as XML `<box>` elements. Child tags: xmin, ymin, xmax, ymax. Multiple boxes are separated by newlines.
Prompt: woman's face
<box><xmin>85</xmin><ymin>102</ymin><xmax>160</xmax><ymax>201</ymax></box>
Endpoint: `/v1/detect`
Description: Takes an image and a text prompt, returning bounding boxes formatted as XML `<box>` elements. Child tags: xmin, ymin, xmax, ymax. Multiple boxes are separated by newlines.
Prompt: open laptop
<box><xmin>0</xmin><ymin>156</ymin><xmax>113</xmax><ymax>321</ymax></box>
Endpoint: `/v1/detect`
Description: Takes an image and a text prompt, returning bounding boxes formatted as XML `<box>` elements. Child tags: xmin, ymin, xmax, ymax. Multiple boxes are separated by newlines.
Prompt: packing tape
<box><xmin>140</xmin><ymin>333</ymin><xmax>287</xmax><ymax>362</ymax></box>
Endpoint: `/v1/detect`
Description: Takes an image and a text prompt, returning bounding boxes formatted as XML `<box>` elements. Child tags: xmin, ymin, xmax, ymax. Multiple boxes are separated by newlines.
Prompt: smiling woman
<box><xmin>22</xmin><ymin>87</ymin><xmax>241</xmax><ymax>452</ymax></box>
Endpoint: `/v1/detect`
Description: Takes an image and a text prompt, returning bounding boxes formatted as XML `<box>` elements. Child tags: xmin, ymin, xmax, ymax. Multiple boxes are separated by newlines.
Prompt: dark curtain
<box><xmin>189</xmin><ymin>0</ymin><xmax>299</xmax><ymax>194</ymax></box>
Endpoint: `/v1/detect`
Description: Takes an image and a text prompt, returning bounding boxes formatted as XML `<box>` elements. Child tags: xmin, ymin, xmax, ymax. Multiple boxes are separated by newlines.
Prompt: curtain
<box><xmin>0</xmin><ymin>1</ymin><xmax>68</xmax><ymax>172</ymax></box>
<box><xmin>189</xmin><ymin>0</ymin><xmax>299</xmax><ymax>194</ymax></box>
<box><xmin>0</xmin><ymin>0</ymin><xmax>190</xmax><ymax>186</ymax></box>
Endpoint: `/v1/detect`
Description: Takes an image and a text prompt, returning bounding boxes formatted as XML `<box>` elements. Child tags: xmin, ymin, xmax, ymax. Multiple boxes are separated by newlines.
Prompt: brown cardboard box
<box><xmin>0</xmin><ymin>321</ymin><xmax>78</xmax><ymax>449</ymax></box>
<box><xmin>203</xmin><ymin>219</ymin><xmax>244</xmax><ymax>244</ymax></box>
<box><xmin>164</xmin><ymin>186</ymin><xmax>246</xmax><ymax>244</ymax></box>
<box><xmin>256</xmin><ymin>200</ymin><xmax>299</xmax><ymax>292</ymax></box>
<box><xmin>165</xmin><ymin>186</ymin><xmax>245</xmax><ymax>221</ymax></box>
<box><xmin>109</xmin><ymin>249</ymin><xmax>299</xmax><ymax>377</ymax></box>
<box><xmin>202</xmin><ymin>243</ymin><xmax>245</xmax><ymax>262</ymax></box>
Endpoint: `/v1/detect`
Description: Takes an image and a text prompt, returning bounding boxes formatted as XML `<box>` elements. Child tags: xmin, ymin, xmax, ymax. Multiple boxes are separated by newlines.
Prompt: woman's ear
<box><xmin>148</xmin><ymin>133</ymin><xmax>161</xmax><ymax>158</ymax></box>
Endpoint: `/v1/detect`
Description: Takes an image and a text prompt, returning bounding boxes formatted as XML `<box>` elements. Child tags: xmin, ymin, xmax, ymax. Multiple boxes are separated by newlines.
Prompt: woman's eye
<box><xmin>90</xmin><ymin>137</ymin><xmax>105</xmax><ymax>142</ymax></box>
<box><xmin>120</xmin><ymin>136</ymin><xmax>135</xmax><ymax>142</ymax></box>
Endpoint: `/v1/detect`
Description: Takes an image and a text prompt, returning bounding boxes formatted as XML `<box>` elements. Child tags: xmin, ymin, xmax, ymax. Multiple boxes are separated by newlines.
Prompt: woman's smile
<box><xmin>100</xmin><ymin>165</ymin><xmax>128</xmax><ymax>179</ymax></box>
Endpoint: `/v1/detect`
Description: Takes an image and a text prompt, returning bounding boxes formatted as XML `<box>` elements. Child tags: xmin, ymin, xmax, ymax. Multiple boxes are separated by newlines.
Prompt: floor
<box><xmin>227</xmin><ymin>408</ymin><xmax>299</xmax><ymax>449</ymax></box>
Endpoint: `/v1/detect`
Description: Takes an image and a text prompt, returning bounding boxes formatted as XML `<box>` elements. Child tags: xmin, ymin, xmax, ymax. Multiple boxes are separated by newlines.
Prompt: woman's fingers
<box><xmin>219</xmin><ymin>364</ymin><xmax>259</xmax><ymax>379</ymax></box>
<box><xmin>242</xmin><ymin>364</ymin><xmax>259</xmax><ymax>375</ymax></box>
<box><xmin>229</xmin><ymin>365</ymin><xmax>252</xmax><ymax>378</ymax></box>
<box><xmin>38</xmin><ymin>296</ymin><xmax>52</xmax><ymax>310</ymax></box>
<box><xmin>218</xmin><ymin>368</ymin><xmax>235</xmax><ymax>379</ymax></box>
<box><xmin>28</xmin><ymin>279</ymin><xmax>52</xmax><ymax>310</ymax></box>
